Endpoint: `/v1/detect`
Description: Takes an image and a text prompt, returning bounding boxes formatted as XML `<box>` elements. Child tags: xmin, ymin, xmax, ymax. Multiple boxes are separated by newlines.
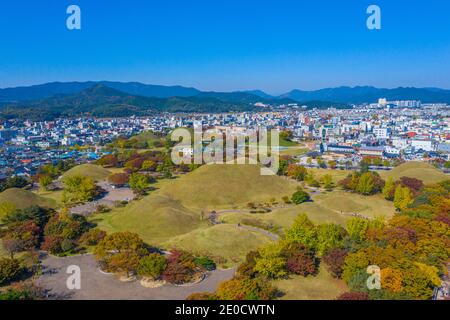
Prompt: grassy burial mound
<box><xmin>159</xmin><ymin>164</ymin><xmax>301</xmax><ymax>210</ymax></box>
<box><xmin>163</xmin><ymin>224</ymin><xmax>274</xmax><ymax>267</ymax></box>
<box><xmin>94</xmin><ymin>194</ymin><xmax>209</xmax><ymax>245</ymax></box>
<box><xmin>62</xmin><ymin>164</ymin><xmax>111</xmax><ymax>181</ymax></box>
<box><xmin>379</xmin><ymin>161</ymin><xmax>448</xmax><ymax>184</ymax></box>
<box><xmin>221</xmin><ymin>190</ymin><xmax>395</xmax><ymax>234</ymax></box>
<box><xmin>132</xmin><ymin>130</ymin><xmax>165</xmax><ymax>148</ymax></box>
<box><xmin>0</xmin><ymin>188</ymin><xmax>57</xmax><ymax>212</ymax></box>
<box><xmin>95</xmin><ymin>164</ymin><xmax>299</xmax><ymax>248</ymax></box>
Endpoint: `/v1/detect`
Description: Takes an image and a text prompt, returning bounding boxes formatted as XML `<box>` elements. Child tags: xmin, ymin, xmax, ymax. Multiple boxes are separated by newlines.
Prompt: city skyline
<box><xmin>1</xmin><ymin>0</ymin><xmax>450</xmax><ymax>93</ymax></box>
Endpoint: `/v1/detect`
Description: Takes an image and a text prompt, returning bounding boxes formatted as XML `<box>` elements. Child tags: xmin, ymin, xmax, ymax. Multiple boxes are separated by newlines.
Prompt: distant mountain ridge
<box><xmin>279</xmin><ymin>86</ymin><xmax>450</xmax><ymax>104</ymax></box>
<box><xmin>0</xmin><ymin>84</ymin><xmax>260</xmax><ymax>120</ymax></box>
<box><xmin>1</xmin><ymin>82</ymin><xmax>450</xmax><ymax>104</ymax></box>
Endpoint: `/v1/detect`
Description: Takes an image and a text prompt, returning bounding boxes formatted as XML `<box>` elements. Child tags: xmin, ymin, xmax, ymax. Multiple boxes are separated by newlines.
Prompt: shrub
<box><xmin>216</xmin><ymin>277</ymin><xmax>277</xmax><ymax>300</ymax></box>
<box><xmin>283</xmin><ymin>243</ymin><xmax>317</xmax><ymax>276</ymax></box>
<box><xmin>322</xmin><ymin>249</ymin><xmax>348</xmax><ymax>278</ymax></box>
<box><xmin>291</xmin><ymin>190</ymin><xmax>310</xmax><ymax>204</ymax></box>
<box><xmin>95</xmin><ymin>232</ymin><xmax>148</xmax><ymax>274</ymax></box>
<box><xmin>337</xmin><ymin>292</ymin><xmax>369</xmax><ymax>300</ymax></box>
<box><xmin>78</xmin><ymin>229</ymin><xmax>107</xmax><ymax>246</ymax></box>
<box><xmin>137</xmin><ymin>254</ymin><xmax>167</xmax><ymax>279</ymax></box>
<box><xmin>186</xmin><ymin>292</ymin><xmax>217</xmax><ymax>300</ymax></box>
<box><xmin>194</xmin><ymin>257</ymin><xmax>216</xmax><ymax>271</ymax></box>
<box><xmin>162</xmin><ymin>250</ymin><xmax>199</xmax><ymax>284</ymax></box>
<box><xmin>0</xmin><ymin>258</ymin><xmax>22</xmax><ymax>285</ymax></box>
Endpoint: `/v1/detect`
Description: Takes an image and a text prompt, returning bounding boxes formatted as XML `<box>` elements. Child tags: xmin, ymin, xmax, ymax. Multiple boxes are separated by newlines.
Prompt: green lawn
<box><xmin>157</xmin><ymin>164</ymin><xmax>301</xmax><ymax>210</ymax></box>
<box><xmin>94</xmin><ymin>192</ymin><xmax>209</xmax><ymax>245</ymax></box>
<box><xmin>273</xmin><ymin>265</ymin><xmax>347</xmax><ymax>300</ymax></box>
<box><xmin>221</xmin><ymin>190</ymin><xmax>395</xmax><ymax>233</ymax></box>
<box><xmin>0</xmin><ymin>188</ymin><xmax>57</xmax><ymax>212</ymax></box>
<box><xmin>34</xmin><ymin>190</ymin><xmax>64</xmax><ymax>207</ymax></box>
<box><xmin>163</xmin><ymin>224</ymin><xmax>274</xmax><ymax>268</ymax></box>
<box><xmin>308</xmin><ymin>168</ymin><xmax>351</xmax><ymax>183</ymax></box>
<box><xmin>378</xmin><ymin>161</ymin><xmax>448</xmax><ymax>184</ymax></box>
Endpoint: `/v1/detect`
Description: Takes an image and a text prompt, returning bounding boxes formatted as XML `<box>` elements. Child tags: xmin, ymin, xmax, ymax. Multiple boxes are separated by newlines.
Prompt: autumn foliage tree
<box><xmin>322</xmin><ymin>249</ymin><xmax>348</xmax><ymax>278</ymax></box>
<box><xmin>94</xmin><ymin>232</ymin><xmax>148</xmax><ymax>275</ymax></box>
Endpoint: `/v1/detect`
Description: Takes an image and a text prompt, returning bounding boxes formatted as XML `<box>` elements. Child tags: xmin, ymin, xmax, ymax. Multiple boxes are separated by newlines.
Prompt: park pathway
<box><xmin>37</xmin><ymin>253</ymin><xmax>235</xmax><ymax>300</ymax></box>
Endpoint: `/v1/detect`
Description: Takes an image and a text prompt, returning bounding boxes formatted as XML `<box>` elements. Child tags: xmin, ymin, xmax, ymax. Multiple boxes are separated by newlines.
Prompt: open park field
<box><xmin>273</xmin><ymin>265</ymin><xmax>347</xmax><ymax>300</ymax></box>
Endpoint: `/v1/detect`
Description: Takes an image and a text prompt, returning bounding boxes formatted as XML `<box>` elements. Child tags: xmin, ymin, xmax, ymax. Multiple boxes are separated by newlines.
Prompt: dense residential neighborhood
<box><xmin>1</xmin><ymin>100</ymin><xmax>449</xmax><ymax>181</ymax></box>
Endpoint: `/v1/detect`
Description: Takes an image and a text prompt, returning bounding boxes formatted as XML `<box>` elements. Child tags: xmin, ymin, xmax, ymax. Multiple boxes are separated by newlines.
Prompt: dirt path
<box><xmin>37</xmin><ymin>253</ymin><xmax>235</xmax><ymax>300</ymax></box>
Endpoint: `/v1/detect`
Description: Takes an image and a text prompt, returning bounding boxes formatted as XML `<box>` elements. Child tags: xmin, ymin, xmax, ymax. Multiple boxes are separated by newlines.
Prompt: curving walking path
<box><xmin>36</xmin><ymin>253</ymin><xmax>235</xmax><ymax>300</ymax></box>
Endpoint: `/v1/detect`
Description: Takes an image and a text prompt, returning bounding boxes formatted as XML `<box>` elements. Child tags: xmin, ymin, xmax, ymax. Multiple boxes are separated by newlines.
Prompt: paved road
<box><xmin>37</xmin><ymin>253</ymin><xmax>235</xmax><ymax>300</ymax></box>
<box><xmin>237</xmin><ymin>225</ymin><xmax>280</xmax><ymax>241</ymax></box>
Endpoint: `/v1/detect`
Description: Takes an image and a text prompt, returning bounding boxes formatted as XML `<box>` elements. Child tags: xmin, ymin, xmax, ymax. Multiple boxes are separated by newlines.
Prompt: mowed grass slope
<box><xmin>222</xmin><ymin>190</ymin><xmax>395</xmax><ymax>232</ymax></box>
<box><xmin>94</xmin><ymin>193</ymin><xmax>209</xmax><ymax>245</ymax></box>
<box><xmin>95</xmin><ymin>164</ymin><xmax>299</xmax><ymax>260</ymax></box>
<box><xmin>62</xmin><ymin>164</ymin><xmax>111</xmax><ymax>181</ymax></box>
<box><xmin>164</xmin><ymin>224</ymin><xmax>274</xmax><ymax>267</ymax></box>
<box><xmin>379</xmin><ymin>161</ymin><xmax>448</xmax><ymax>184</ymax></box>
<box><xmin>0</xmin><ymin>188</ymin><xmax>57</xmax><ymax>213</ymax></box>
<box><xmin>273</xmin><ymin>265</ymin><xmax>347</xmax><ymax>300</ymax></box>
<box><xmin>159</xmin><ymin>164</ymin><xmax>300</xmax><ymax>210</ymax></box>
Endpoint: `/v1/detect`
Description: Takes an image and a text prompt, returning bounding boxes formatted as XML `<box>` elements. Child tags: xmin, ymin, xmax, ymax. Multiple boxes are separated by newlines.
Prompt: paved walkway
<box><xmin>70</xmin><ymin>182</ymin><xmax>135</xmax><ymax>216</ymax></box>
<box><xmin>37</xmin><ymin>253</ymin><xmax>235</xmax><ymax>300</ymax></box>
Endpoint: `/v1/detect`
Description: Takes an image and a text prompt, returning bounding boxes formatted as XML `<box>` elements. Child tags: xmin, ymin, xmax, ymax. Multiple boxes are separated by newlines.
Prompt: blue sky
<box><xmin>0</xmin><ymin>0</ymin><xmax>449</xmax><ymax>93</ymax></box>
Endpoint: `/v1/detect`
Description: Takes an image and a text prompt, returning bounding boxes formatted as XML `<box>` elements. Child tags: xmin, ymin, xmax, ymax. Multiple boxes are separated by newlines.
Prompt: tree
<box><xmin>328</xmin><ymin>160</ymin><xmax>337</xmax><ymax>169</ymax></box>
<box><xmin>382</xmin><ymin>177</ymin><xmax>396</xmax><ymax>200</ymax></box>
<box><xmin>0</xmin><ymin>176</ymin><xmax>28</xmax><ymax>192</ymax></box>
<box><xmin>2</xmin><ymin>220</ymin><xmax>41</xmax><ymax>253</ymax></box>
<box><xmin>254</xmin><ymin>242</ymin><xmax>287</xmax><ymax>278</ymax></box>
<box><xmin>316</xmin><ymin>223</ymin><xmax>346</xmax><ymax>255</ymax></box>
<box><xmin>287</xmin><ymin>165</ymin><xmax>308</xmax><ymax>181</ymax></box>
<box><xmin>194</xmin><ymin>257</ymin><xmax>216</xmax><ymax>271</ymax></box>
<box><xmin>285</xmin><ymin>214</ymin><xmax>317</xmax><ymax>248</ymax></box>
<box><xmin>95</xmin><ymin>232</ymin><xmax>148</xmax><ymax>275</ymax></box>
<box><xmin>305</xmin><ymin>172</ymin><xmax>320</xmax><ymax>188</ymax></box>
<box><xmin>124</xmin><ymin>158</ymin><xmax>144</xmax><ymax>172</ymax></box>
<box><xmin>78</xmin><ymin>229</ymin><xmax>106</xmax><ymax>246</ymax></box>
<box><xmin>0</xmin><ymin>202</ymin><xmax>16</xmax><ymax>220</ymax></box>
<box><xmin>393</xmin><ymin>185</ymin><xmax>413</xmax><ymax>211</ymax></box>
<box><xmin>186</xmin><ymin>292</ymin><xmax>217</xmax><ymax>300</ymax></box>
<box><xmin>3</xmin><ymin>205</ymin><xmax>51</xmax><ymax>228</ymax></box>
<box><xmin>39</xmin><ymin>175</ymin><xmax>53</xmax><ymax>191</ymax></box>
<box><xmin>283</xmin><ymin>243</ymin><xmax>317</xmax><ymax>276</ymax></box>
<box><xmin>128</xmin><ymin>173</ymin><xmax>150</xmax><ymax>194</ymax></box>
<box><xmin>0</xmin><ymin>258</ymin><xmax>22</xmax><ymax>286</ymax></box>
<box><xmin>321</xmin><ymin>174</ymin><xmax>334</xmax><ymax>191</ymax></box>
<box><xmin>346</xmin><ymin>217</ymin><xmax>370</xmax><ymax>242</ymax></box>
<box><xmin>381</xmin><ymin>267</ymin><xmax>403</xmax><ymax>293</ymax></box>
<box><xmin>62</xmin><ymin>175</ymin><xmax>97</xmax><ymax>204</ymax></box>
<box><xmin>337</xmin><ymin>292</ymin><xmax>369</xmax><ymax>300</ymax></box>
<box><xmin>137</xmin><ymin>254</ymin><xmax>167</xmax><ymax>279</ymax></box>
<box><xmin>323</xmin><ymin>249</ymin><xmax>348</xmax><ymax>278</ymax></box>
<box><xmin>141</xmin><ymin>160</ymin><xmax>157</xmax><ymax>172</ymax></box>
<box><xmin>399</xmin><ymin>177</ymin><xmax>424</xmax><ymax>196</ymax></box>
<box><xmin>162</xmin><ymin>250</ymin><xmax>199</xmax><ymax>284</ymax></box>
<box><xmin>291</xmin><ymin>190</ymin><xmax>310</xmax><ymax>204</ymax></box>
<box><xmin>215</xmin><ymin>277</ymin><xmax>276</xmax><ymax>300</ymax></box>
<box><xmin>356</xmin><ymin>172</ymin><xmax>375</xmax><ymax>195</ymax></box>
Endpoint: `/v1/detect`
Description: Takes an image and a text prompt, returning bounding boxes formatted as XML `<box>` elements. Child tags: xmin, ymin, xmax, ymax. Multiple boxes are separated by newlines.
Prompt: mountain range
<box><xmin>2</xmin><ymin>81</ymin><xmax>450</xmax><ymax>104</ymax></box>
<box><xmin>0</xmin><ymin>81</ymin><xmax>449</xmax><ymax>120</ymax></box>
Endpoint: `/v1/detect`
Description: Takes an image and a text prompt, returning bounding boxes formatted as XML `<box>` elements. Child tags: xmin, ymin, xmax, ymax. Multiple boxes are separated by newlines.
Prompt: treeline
<box><xmin>187</xmin><ymin>178</ymin><xmax>449</xmax><ymax>300</ymax></box>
